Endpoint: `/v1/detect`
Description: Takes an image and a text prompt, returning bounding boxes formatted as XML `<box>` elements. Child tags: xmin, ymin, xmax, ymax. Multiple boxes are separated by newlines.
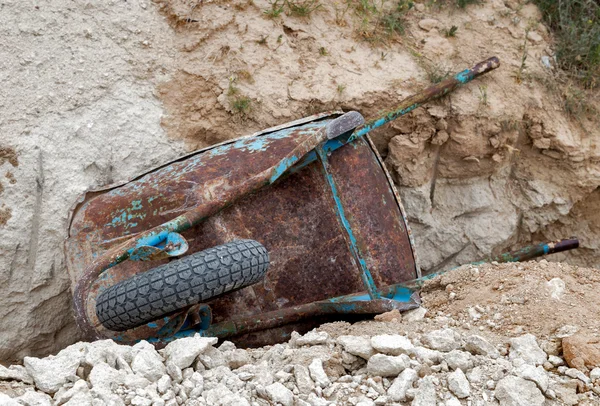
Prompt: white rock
<box><xmin>163</xmin><ymin>335</ymin><xmax>218</xmax><ymax>369</ymax></box>
<box><xmin>225</xmin><ymin>349</ymin><xmax>251</xmax><ymax>369</ymax></box>
<box><xmin>388</xmin><ymin>368</ymin><xmax>418</xmax><ymax>402</ymax></box>
<box><xmin>404</xmin><ymin>307</ymin><xmax>427</xmax><ymax>322</ymax></box>
<box><xmin>444</xmin><ymin>350</ymin><xmax>473</xmax><ymax>372</ymax></box>
<box><xmin>166</xmin><ymin>362</ymin><xmax>183</xmax><ymax>384</ymax></box>
<box><xmin>547</xmin><ymin>277</ymin><xmax>565</xmax><ymax>300</ymax></box>
<box><xmin>411</xmin><ymin>376</ymin><xmax>437</xmax><ymax>406</ymax></box>
<box><xmin>197</xmin><ymin>346</ymin><xmax>227</xmax><ymax>370</ymax></box>
<box><xmin>421</xmin><ymin>329</ymin><xmax>460</xmax><ymax>352</ymax></box>
<box><xmin>495</xmin><ymin>376</ymin><xmax>545</xmax><ymax>406</ymax></box>
<box><xmin>86</xmin><ymin>339</ymin><xmax>133</xmax><ymax>368</ymax></box>
<box><xmin>0</xmin><ymin>393</ymin><xmax>20</xmax><ymax>406</ymax></box>
<box><xmin>294</xmin><ymin>365</ymin><xmax>315</xmax><ymax>394</ymax></box>
<box><xmin>307</xmin><ymin>393</ymin><xmax>330</xmax><ymax>406</ymax></box>
<box><xmin>371</xmin><ymin>335</ymin><xmax>414</xmax><ymax>356</ymax></box>
<box><xmin>157</xmin><ymin>375</ymin><xmax>172</xmax><ymax>394</ymax></box>
<box><xmin>62</xmin><ymin>391</ymin><xmax>94</xmax><ymax>406</ymax></box>
<box><xmin>464</xmin><ymin>335</ymin><xmax>500</xmax><ymax>359</ymax></box>
<box><xmin>89</xmin><ymin>363</ymin><xmax>126</xmax><ymax>389</ymax></box>
<box><xmin>308</xmin><ymin>358</ymin><xmax>330</xmax><ymax>388</ymax></box>
<box><xmin>296</xmin><ymin>331</ymin><xmax>330</xmax><ymax>346</ymax></box>
<box><xmin>445</xmin><ymin>396</ymin><xmax>461</xmax><ymax>406</ymax></box>
<box><xmin>447</xmin><ymin>369</ymin><xmax>470</xmax><ymax>399</ymax></box>
<box><xmin>54</xmin><ymin>379</ymin><xmax>89</xmax><ymax>404</ymax></box>
<box><xmin>265</xmin><ymin>382</ymin><xmax>294</xmax><ymax>406</ymax></box>
<box><xmin>124</xmin><ymin>374</ymin><xmax>151</xmax><ymax>390</ymax></box>
<box><xmin>467</xmin><ymin>366</ymin><xmax>483</xmax><ymax>384</ymax></box>
<box><xmin>418</xmin><ymin>18</ymin><xmax>440</xmax><ymax>31</ymax></box>
<box><xmin>24</xmin><ymin>353</ymin><xmax>81</xmax><ymax>394</ymax></box>
<box><xmin>548</xmin><ymin>355</ymin><xmax>564</xmax><ymax>367</ymax></box>
<box><xmin>509</xmin><ymin>334</ymin><xmax>547</xmax><ymax>365</ymax></box>
<box><xmin>368</xmin><ymin>354</ymin><xmax>409</xmax><ymax>377</ymax></box>
<box><xmin>517</xmin><ymin>364</ymin><xmax>549</xmax><ymax>392</ymax></box>
<box><xmin>131</xmin><ymin>395</ymin><xmax>152</xmax><ymax>406</ymax></box>
<box><xmin>337</xmin><ymin>336</ymin><xmax>375</xmax><ymax>360</ymax></box>
<box><xmin>0</xmin><ymin>364</ymin><xmax>33</xmax><ymax>384</ymax></box>
<box><xmin>467</xmin><ymin>307</ymin><xmax>482</xmax><ymax>321</ymax></box>
<box><xmin>15</xmin><ymin>390</ymin><xmax>53</xmax><ymax>406</ymax></box>
<box><xmin>413</xmin><ymin>347</ymin><xmax>443</xmax><ymax>365</ymax></box>
<box><xmin>131</xmin><ymin>342</ymin><xmax>166</xmax><ymax>382</ymax></box>
<box><xmin>564</xmin><ymin>367</ymin><xmax>591</xmax><ymax>384</ymax></box>
<box><xmin>590</xmin><ymin>368</ymin><xmax>600</xmax><ymax>381</ymax></box>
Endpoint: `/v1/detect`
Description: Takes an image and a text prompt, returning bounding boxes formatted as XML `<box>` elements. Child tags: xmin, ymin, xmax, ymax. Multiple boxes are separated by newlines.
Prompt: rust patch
<box><xmin>0</xmin><ymin>147</ymin><xmax>18</xmax><ymax>167</ymax></box>
<box><xmin>0</xmin><ymin>205</ymin><xmax>11</xmax><ymax>226</ymax></box>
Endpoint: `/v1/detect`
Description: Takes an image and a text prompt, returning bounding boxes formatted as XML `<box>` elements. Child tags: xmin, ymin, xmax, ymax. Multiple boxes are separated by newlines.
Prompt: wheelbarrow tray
<box><xmin>65</xmin><ymin>111</ymin><xmax>419</xmax><ymax>345</ymax></box>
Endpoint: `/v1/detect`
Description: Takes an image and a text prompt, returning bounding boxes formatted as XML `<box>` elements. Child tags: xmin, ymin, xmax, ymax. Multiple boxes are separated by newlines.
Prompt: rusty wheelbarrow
<box><xmin>65</xmin><ymin>56</ymin><xmax>578</xmax><ymax>346</ymax></box>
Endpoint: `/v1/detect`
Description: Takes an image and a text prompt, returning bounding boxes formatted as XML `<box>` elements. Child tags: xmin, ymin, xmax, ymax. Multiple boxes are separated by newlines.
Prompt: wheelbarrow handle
<box><xmin>351</xmin><ymin>56</ymin><xmax>500</xmax><ymax>140</ymax></box>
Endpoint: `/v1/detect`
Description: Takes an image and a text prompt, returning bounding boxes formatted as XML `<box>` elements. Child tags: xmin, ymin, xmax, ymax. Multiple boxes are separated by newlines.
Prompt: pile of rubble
<box><xmin>1</xmin><ymin>313</ymin><xmax>599</xmax><ymax>406</ymax></box>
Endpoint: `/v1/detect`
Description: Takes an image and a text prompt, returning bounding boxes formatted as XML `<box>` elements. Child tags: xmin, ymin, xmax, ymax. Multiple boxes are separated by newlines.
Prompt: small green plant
<box><xmin>349</xmin><ymin>0</ymin><xmax>412</xmax><ymax>45</ymax></box>
<box><xmin>319</xmin><ymin>46</ymin><xmax>328</xmax><ymax>56</ymax></box>
<box><xmin>515</xmin><ymin>32</ymin><xmax>529</xmax><ymax>84</ymax></box>
<box><xmin>444</xmin><ymin>25</ymin><xmax>458</xmax><ymax>37</ymax></box>
<box><xmin>381</xmin><ymin>51</ymin><xmax>388</xmax><ymax>60</ymax></box>
<box><xmin>425</xmin><ymin>63</ymin><xmax>451</xmax><ymax>84</ymax></box>
<box><xmin>337</xmin><ymin>84</ymin><xmax>346</xmax><ymax>95</ymax></box>
<box><xmin>533</xmin><ymin>0</ymin><xmax>599</xmax><ymax>88</ymax></box>
<box><xmin>264</xmin><ymin>0</ymin><xmax>285</xmax><ymax>17</ymax></box>
<box><xmin>563</xmin><ymin>85</ymin><xmax>593</xmax><ymax>117</ymax></box>
<box><xmin>277</xmin><ymin>34</ymin><xmax>283</xmax><ymax>43</ymax></box>
<box><xmin>334</xmin><ymin>1</ymin><xmax>351</xmax><ymax>26</ymax></box>
<box><xmin>500</xmin><ymin>118</ymin><xmax>520</xmax><ymax>133</ymax></box>
<box><xmin>232</xmin><ymin>96</ymin><xmax>252</xmax><ymax>115</ymax></box>
<box><xmin>256</xmin><ymin>35</ymin><xmax>268</xmax><ymax>45</ymax></box>
<box><xmin>456</xmin><ymin>0</ymin><xmax>480</xmax><ymax>8</ymax></box>
<box><xmin>286</xmin><ymin>0</ymin><xmax>322</xmax><ymax>17</ymax></box>
<box><xmin>227</xmin><ymin>78</ymin><xmax>239</xmax><ymax>96</ymax></box>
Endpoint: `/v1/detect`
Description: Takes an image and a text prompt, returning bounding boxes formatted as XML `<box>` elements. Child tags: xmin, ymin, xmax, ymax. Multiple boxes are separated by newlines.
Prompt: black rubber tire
<box><xmin>96</xmin><ymin>239</ymin><xmax>269</xmax><ymax>331</ymax></box>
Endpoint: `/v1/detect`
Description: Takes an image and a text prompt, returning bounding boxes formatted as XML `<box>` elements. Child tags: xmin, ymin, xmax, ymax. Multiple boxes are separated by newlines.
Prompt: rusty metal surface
<box><xmin>66</xmin><ymin>113</ymin><xmax>418</xmax><ymax>342</ymax></box>
<box><xmin>65</xmin><ymin>57</ymin><xmax>503</xmax><ymax>345</ymax></box>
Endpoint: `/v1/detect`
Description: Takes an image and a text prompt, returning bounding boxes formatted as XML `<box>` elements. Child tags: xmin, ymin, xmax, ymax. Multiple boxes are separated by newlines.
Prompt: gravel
<box><xmin>3</xmin><ymin>313</ymin><xmax>600</xmax><ymax>405</ymax></box>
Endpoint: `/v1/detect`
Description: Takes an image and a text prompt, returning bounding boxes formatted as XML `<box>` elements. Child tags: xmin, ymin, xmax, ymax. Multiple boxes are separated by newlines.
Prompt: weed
<box><xmin>232</xmin><ymin>96</ymin><xmax>252</xmax><ymax>115</ymax></box>
<box><xmin>425</xmin><ymin>63</ymin><xmax>451</xmax><ymax>83</ymax></box>
<box><xmin>256</xmin><ymin>35</ymin><xmax>268</xmax><ymax>45</ymax></box>
<box><xmin>515</xmin><ymin>32</ymin><xmax>529</xmax><ymax>84</ymax></box>
<box><xmin>286</xmin><ymin>0</ymin><xmax>322</xmax><ymax>17</ymax></box>
<box><xmin>381</xmin><ymin>51</ymin><xmax>388</xmax><ymax>60</ymax></box>
<box><xmin>277</xmin><ymin>34</ymin><xmax>283</xmax><ymax>43</ymax></box>
<box><xmin>227</xmin><ymin>79</ymin><xmax>239</xmax><ymax>96</ymax></box>
<box><xmin>319</xmin><ymin>46</ymin><xmax>328</xmax><ymax>56</ymax></box>
<box><xmin>456</xmin><ymin>0</ymin><xmax>480</xmax><ymax>8</ymax></box>
<box><xmin>478</xmin><ymin>85</ymin><xmax>488</xmax><ymax>107</ymax></box>
<box><xmin>349</xmin><ymin>0</ymin><xmax>413</xmax><ymax>45</ymax></box>
<box><xmin>500</xmin><ymin>119</ymin><xmax>520</xmax><ymax>133</ymax></box>
<box><xmin>334</xmin><ymin>1</ymin><xmax>352</xmax><ymax>26</ymax></box>
<box><xmin>563</xmin><ymin>85</ymin><xmax>595</xmax><ymax>117</ymax></box>
<box><xmin>337</xmin><ymin>84</ymin><xmax>346</xmax><ymax>95</ymax></box>
<box><xmin>533</xmin><ymin>0</ymin><xmax>599</xmax><ymax>88</ymax></box>
<box><xmin>264</xmin><ymin>0</ymin><xmax>285</xmax><ymax>17</ymax></box>
<box><xmin>443</xmin><ymin>25</ymin><xmax>458</xmax><ymax>37</ymax></box>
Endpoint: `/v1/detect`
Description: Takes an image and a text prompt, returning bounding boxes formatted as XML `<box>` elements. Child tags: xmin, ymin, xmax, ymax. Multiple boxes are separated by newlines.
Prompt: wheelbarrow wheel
<box><xmin>95</xmin><ymin>239</ymin><xmax>269</xmax><ymax>331</ymax></box>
